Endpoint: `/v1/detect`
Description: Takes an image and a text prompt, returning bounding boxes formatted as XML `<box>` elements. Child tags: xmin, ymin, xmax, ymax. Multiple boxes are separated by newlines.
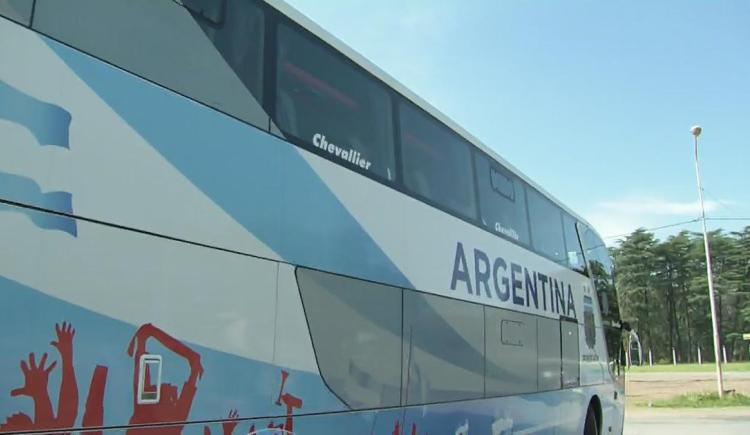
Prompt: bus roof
<box><xmin>265</xmin><ymin>0</ymin><xmax>598</xmax><ymax>235</ymax></box>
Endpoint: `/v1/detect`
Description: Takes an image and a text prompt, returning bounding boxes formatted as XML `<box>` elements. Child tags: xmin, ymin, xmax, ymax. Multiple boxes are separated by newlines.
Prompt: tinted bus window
<box><xmin>399</xmin><ymin>102</ymin><xmax>476</xmax><ymax>219</ymax></box>
<box><xmin>580</xmin><ymin>225</ymin><xmax>620</xmax><ymax>324</ymax></box>
<box><xmin>276</xmin><ymin>23</ymin><xmax>395</xmax><ymax>180</ymax></box>
<box><xmin>402</xmin><ymin>291</ymin><xmax>484</xmax><ymax>404</ymax></box>
<box><xmin>297</xmin><ymin>268</ymin><xmax>402</xmax><ymax>409</ymax></box>
<box><xmin>527</xmin><ymin>187</ymin><xmax>566</xmax><ymax>265</ymax></box>
<box><xmin>474</xmin><ymin>152</ymin><xmax>530</xmax><ymax>244</ymax></box>
<box><xmin>563</xmin><ymin>214</ymin><xmax>585</xmax><ymax>272</ymax></box>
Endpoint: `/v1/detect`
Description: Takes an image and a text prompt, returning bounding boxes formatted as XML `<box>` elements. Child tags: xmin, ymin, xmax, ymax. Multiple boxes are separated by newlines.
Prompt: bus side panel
<box><xmin>0</xmin><ymin>204</ymin><xmax>343</xmax><ymax>433</ymax></box>
<box><xmin>2</xmin><ymin>16</ymin><xmax>593</xmax><ymax>324</ymax></box>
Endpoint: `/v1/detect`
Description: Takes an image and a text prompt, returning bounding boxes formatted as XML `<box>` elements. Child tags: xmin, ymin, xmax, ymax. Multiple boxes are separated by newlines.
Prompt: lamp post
<box><xmin>691</xmin><ymin>125</ymin><xmax>725</xmax><ymax>398</ymax></box>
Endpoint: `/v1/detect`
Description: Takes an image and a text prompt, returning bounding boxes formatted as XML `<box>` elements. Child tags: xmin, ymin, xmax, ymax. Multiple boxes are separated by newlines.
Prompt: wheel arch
<box><xmin>588</xmin><ymin>394</ymin><xmax>603</xmax><ymax>434</ymax></box>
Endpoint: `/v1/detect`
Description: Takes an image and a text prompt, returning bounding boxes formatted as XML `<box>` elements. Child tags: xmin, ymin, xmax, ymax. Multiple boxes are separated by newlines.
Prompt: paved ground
<box><xmin>624</xmin><ymin>408</ymin><xmax>750</xmax><ymax>435</ymax></box>
<box><xmin>623</xmin><ymin>372</ymin><xmax>750</xmax><ymax>434</ymax></box>
<box><xmin>626</xmin><ymin>371</ymin><xmax>750</xmax><ymax>402</ymax></box>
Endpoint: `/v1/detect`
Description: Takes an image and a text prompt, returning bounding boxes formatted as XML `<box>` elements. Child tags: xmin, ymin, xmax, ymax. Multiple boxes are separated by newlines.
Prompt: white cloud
<box><xmin>582</xmin><ymin>195</ymin><xmax>735</xmax><ymax>245</ymax></box>
<box><xmin>597</xmin><ymin>197</ymin><xmax>723</xmax><ymax>216</ymax></box>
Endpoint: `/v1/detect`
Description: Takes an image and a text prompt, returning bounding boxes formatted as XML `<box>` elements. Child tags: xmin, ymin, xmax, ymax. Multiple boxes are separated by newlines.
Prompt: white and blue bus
<box><xmin>0</xmin><ymin>1</ymin><xmax>626</xmax><ymax>434</ymax></box>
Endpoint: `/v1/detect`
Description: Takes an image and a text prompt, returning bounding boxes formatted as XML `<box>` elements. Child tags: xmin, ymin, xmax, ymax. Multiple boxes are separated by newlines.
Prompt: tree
<box><xmin>612</xmin><ymin>229</ymin><xmax>659</xmax><ymax>358</ymax></box>
<box><xmin>611</xmin><ymin>226</ymin><xmax>750</xmax><ymax>363</ymax></box>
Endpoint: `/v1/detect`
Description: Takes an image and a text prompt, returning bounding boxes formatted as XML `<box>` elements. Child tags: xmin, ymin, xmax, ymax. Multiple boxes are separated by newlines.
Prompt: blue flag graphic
<box><xmin>0</xmin><ymin>171</ymin><xmax>77</xmax><ymax>236</ymax></box>
<box><xmin>0</xmin><ymin>80</ymin><xmax>71</xmax><ymax>148</ymax></box>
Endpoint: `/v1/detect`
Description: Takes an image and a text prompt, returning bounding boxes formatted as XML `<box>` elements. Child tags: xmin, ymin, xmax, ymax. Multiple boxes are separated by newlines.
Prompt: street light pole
<box><xmin>691</xmin><ymin>125</ymin><xmax>725</xmax><ymax>398</ymax></box>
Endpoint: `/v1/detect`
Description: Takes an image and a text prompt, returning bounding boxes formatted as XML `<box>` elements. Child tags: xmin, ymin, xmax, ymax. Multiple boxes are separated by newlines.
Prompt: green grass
<box><xmin>627</xmin><ymin>361</ymin><xmax>750</xmax><ymax>373</ymax></box>
<box><xmin>638</xmin><ymin>392</ymin><xmax>750</xmax><ymax>408</ymax></box>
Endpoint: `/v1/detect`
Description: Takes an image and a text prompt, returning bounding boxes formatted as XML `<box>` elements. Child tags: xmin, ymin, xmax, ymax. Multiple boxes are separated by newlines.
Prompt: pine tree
<box><xmin>611</xmin><ymin>226</ymin><xmax>750</xmax><ymax>363</ymax></box>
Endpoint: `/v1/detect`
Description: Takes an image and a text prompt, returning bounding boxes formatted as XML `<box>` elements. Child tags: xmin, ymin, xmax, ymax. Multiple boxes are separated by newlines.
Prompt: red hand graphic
<box><xmin>50</xmin><ymin>322</ymin><xmax>75</xmax><ymax>356</ymax></box>
<box><xmin>50</xmin><ymin>322</ymin><xmax>79</xmax><ymax>429</ymax></box>
<box><xmin>11</xmin><ymin>353</ymin><xmax>56</xmax><ymax>399</ymax></box>
<box><xmin>10</xmin><ymin>353</ymin><xmax>56</xmax><ymax>426</ymax></box>
<box><xmin>222</xmin><ymin>409</ymin><xmax>240</xmax><ymax>435</ymax></box>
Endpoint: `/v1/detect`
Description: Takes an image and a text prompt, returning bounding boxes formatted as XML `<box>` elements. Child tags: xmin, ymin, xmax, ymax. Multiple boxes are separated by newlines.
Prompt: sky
<box><xmin>284</xmin><ymin>0</ymin><xmax>750</xmax><ymax>245</ymax></box>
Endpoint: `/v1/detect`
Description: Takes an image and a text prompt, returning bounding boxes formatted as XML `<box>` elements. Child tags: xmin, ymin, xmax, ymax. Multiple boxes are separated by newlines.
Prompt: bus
<box><xmin>0</xmin><ymin>1</ymin><xmax>626</xmax><ymax>434</ymax></box>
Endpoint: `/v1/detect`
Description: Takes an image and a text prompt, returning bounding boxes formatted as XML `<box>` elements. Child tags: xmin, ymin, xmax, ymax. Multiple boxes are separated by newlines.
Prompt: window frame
<box><xmin>562</xmin><ymin>212</ymin><xmax>587</xmax><ymax>275</ymax></box>
<box><xmin>473</xmin><ymin>148</ymin><xmax>533</xmax><ymax>248</ymax></box>
<box><xmin>270</xmin><ymin>12</ymin><xmax>398</xmax><ymax>185</ymax></box>
<box><xmin>525</xmin><ymin>184</ymin><xmax>569</xmax><ymax>267</ymax></box>
<box><xmin>397</xmin><ymin>98</ymin><xmax>479</xmax><ymax>221</ymax></box>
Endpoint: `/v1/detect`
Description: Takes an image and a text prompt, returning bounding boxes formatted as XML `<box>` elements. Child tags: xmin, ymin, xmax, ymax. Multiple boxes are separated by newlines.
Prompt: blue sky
<box><xmin>285</xmin><ymin>0</ymin><xmax>749</xmax><ymax>244</ymax></box>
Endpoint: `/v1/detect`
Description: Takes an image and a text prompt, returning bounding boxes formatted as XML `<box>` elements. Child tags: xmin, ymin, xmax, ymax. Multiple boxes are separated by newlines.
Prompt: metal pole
<box><xmin>698</xmin><ymin>347</ymin><xmax>702</xmax><ymax>365</ymax></box>
<box><xmin>672</xmin><ymin>348</ymin><xmax>677</xmax><ymax>366</ymax></box>
<box><xmin>692</xmin><ymin>126</ymin><xmax>725</xmax><ymax>398</ymax></box>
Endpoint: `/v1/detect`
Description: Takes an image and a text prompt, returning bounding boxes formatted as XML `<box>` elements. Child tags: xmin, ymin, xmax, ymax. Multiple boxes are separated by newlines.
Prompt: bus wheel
<box><xmin>584</xmin><ymin>406</ymin><xmax>599</xmax><ymax>435</ymax></box>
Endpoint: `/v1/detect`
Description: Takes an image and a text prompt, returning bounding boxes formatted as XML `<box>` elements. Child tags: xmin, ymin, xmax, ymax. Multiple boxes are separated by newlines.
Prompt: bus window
<box><xmin>563</xmin><ymin>213</ymin><xmax>585</xmax><ymax>273</ymax></box>
<box><xmin>275</xmin><ymin>23</ymin><xmax>395</xmax><ymax>181</ymax></box>
<box><xmin>399</xmin><ymin>102</ymin><xmax>477</xmax><ymax>220</ymax></box>
<box><xmin>402</xmin><ymin>290</ymin><xmax>484</xmax><ymax>404</ymax></box>
<box><xmin>527</xmin><ymin>187</ymin><xmax>566</xmax><ymax>265</ymax></box>
<box><xmin>580</xmin><ymin>225</ymin><xmax>620</xmax><ymax>325</ymax></box>
<box><xmin>474</xmin><ymin>152</ymin><xmax>530</xmax><ymax>244</ymax></box>
<box><xmin>296</xmin><ymin>268</ymin><xmax>402</xmax><ymax>409</ymax></box>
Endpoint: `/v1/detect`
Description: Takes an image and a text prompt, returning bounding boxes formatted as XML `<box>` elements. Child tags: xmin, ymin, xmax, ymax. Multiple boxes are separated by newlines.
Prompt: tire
<box><xmin>584</xmin><ymin>406</ymin><xmax>599</xmax><ymax>435</ymax></box>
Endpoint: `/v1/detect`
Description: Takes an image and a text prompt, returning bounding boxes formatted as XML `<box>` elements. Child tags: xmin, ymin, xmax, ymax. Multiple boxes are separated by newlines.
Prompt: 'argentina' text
<box><xmin>450</xmin><ymin>242</ymin><xmax>577</xmax><ymax>319</ymax></box>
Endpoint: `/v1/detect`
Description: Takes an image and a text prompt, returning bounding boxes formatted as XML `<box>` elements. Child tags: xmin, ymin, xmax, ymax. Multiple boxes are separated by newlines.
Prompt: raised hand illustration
<box><xmin>222</xmin><ymin>409</ymin><xmax>240</xmax><ymax>435</ymax></box>
<box><xmin>10</xmin><ymin>352</ymin><xmax>57</xmax><ymax>426</ymax></box>
<box><xmin>203</xmin><ymin>409</ymin><xmax>241</xmax><ymax>435</ymax></box>
<box><xmin>50</xmin><ymin>322</ymin><xmax>79</xmax><ymax>429</ymax></box>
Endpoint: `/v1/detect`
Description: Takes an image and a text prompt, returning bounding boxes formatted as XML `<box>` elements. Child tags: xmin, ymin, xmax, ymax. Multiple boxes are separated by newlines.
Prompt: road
<box><xmin>624</xmin><ymin>408</ymin><xmax>750</xmax><ymax>435</ymax></box>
